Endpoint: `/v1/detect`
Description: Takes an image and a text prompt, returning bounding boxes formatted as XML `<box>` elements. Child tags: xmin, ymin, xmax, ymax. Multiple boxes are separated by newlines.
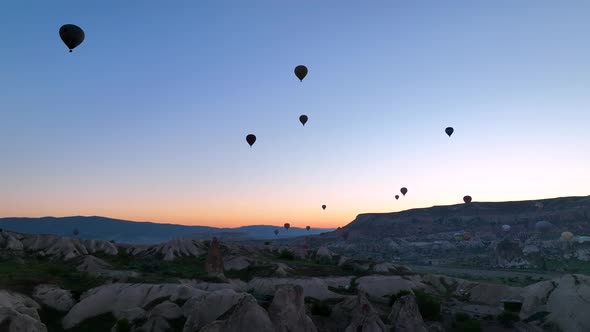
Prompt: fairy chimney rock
<box><xmin>206</xmin><ymin>237</ymin><xmax>224</xmax><ymax>276</ymax></box>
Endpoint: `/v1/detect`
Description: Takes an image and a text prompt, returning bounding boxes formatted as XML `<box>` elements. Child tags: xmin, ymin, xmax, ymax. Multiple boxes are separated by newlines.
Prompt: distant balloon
<box><xmin>299</xmin><ymin>115</ymin><xmax>308</xmax><ymax>126</ymax></box>
<box><xmin>73</xmin><ymin>228</ymin><xmax>79</xmax><ymax>236</ymax></box>
<box><xmin>445</xmin><ymin>127</ymin><xmax>454</xmax><ymax>137</ymax></box>
<box><xmin>560</xmin><ymin>231</ymin><xmax>574</xmax><ymax>242</ymax></box>
<box><xmin>294</xmin><ymin>65</ymin><xmax>308</xmax><ymax>81</ymax></box>
<box><xmin>306</xmin><ymin>226</ymin><xmax>311</xmax><ymax>231</ymax></box>
<box><xmin>322</xmin><ymin>205</ymin><xmax>326</xmax><ymax>210</ymax></box>
<box><xmin>502</xmin><ymin>224</ymin><xmax>511</xmax><ymax>232</ymax></box>
<box><xmin>59</xmin><ymin>24</ymin><xmax>85</xmax><ymax>52</ymax></box>
<box><xmin>463</xmin><ymin>196</ymin><xmax>472</xmax><ymax>204</ymax></box>
<box><xmin>400</xmin><ymin>187</ymin><xmax>408</xmax><ymax>196</ymax></box>
<box><xmin>246</xmin><ymin>134</ymin><xmax>256</xmax><ymax>147</ymax></box>
<box><xmin>284</xmin><ymin>223</ymin><xmax>290</xmax><ymax>230</ymax></box>
<box><xmin>274</xmin><ymin>229</ymin><xmax>279</xmax><ymax>236</ymax></box>
<box><xmin>395</xmin><ymin>195</ymin><xmax>399</xmax><ymax>200</ymax></box>
<box><xmin>535</xmin><ymin>220</ymin><xmax>553</xmax><ymax>232</ymax></box>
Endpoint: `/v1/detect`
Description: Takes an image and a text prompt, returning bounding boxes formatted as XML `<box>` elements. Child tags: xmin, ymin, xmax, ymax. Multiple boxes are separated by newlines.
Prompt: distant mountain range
<box><xmin>0</xmin><ymin>216</ymin><xmax>335</xmax><ymax>244</ymax></box>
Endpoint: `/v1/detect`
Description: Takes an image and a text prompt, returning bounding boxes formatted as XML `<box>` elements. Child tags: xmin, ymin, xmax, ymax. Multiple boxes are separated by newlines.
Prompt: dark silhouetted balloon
<box><xmin>246</xmin><ymin>134</ymin><xmax>256</xmax><ymax>147</ymax></box>
<box><xmin>73</xmin><ymin>228</ymin><xmax>79</xmax><ymax>236</ymax></box>
<box><xmin>395</xmin><ymin>195</ymin><xmax>399</xmax><ymax>200</ymax></box>
<box><xmin>445</xmin><ymin>127</ymin><xmax>454</xmax><ymax>137</ymax></box>
<box><xmin>294</xmin><ymin>65</ymin><xmax>308</xmax><ymax>81</ymax></box>
<box><xmin>59</xmin><ymin>24</ymin><xmax>85</xmax><ymax>52</ymax></box>
<box><xmin>306</xmin><ymin>226</ymin><xmax>310</xmax><ymax>231</ymax></box>
<box><xmin>322</xmin><ymin>205</ymin><xmax>326</xmax><ymax>210</ymax></box>
<box><xmin>274</xmin><ymin>229</ymin><xmax>279</xmax><ymax>236</ymax></box>
<box><xmin>463</xmin><ymin>195</ymin><xmax>472</xmax><ymax>204</ymax></box>
<box><xmin>400</xmin><ymin>187</ymin><xmax>408</xmax><ymax>196</ymax></box>
<box><xmin>299</xmin><ymin>115</ymin><xmax>308</xmax><ymax>126</ymax></box>
<box><xmin>284</xmin><ymin>223</ymin><xmax>290</xmax><ymax>230</ymax></box>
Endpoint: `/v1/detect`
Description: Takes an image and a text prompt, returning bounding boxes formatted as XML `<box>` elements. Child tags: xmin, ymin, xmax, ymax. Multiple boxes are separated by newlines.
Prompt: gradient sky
<box><xmin>2</xmin><ymin>1</ymin><xmax>590</xmax><ymax>228</ymax></box>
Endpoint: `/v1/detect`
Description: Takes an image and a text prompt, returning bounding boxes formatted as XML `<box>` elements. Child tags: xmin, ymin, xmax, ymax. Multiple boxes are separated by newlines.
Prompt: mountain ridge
<box><xmin>0</xmin><ymin>216</ymin><xmax>335</xmax><ymax>244</ymax></box>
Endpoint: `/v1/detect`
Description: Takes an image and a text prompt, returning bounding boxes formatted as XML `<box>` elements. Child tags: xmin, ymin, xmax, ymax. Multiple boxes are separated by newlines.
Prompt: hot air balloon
<box><xmin>284</xmin><ymin>223</ymin><xmax>290</xmax><ymax>230</ymax></box>
<box><xmin>560</xmin><ymin>231</ymin><xmax>574</xmax><ymax>242</ymax></box>
<box><xmin>400</xmin><ymin>187</ymin><xmax>408</xmax><ymax>196</ymax></box>
<box><xmin>463</xmin><ymin>196</ymin><xmax>472</xmax><ymax>204</ymax></box>
<box><xmin>535</xmin><ymin>220</ymin><xmax>553</xmax><ymax>232</ymax></box>
<box><xmin>322</xmin><ymin>205</ymin><xmax>326</xmax><ymax>210</ymax></box>
<box><xmin>306</xmin><ymin>226</ymin><xmax>311</xmax><ymax>231</ymax></box>
<box><xmin>445</xmin><ymin>127</ymin><xmax>454</xmax><ymax>137</ymax></box>
<box><xmin>274</xmin><ymin>229</ymin><xmax>279</xmax><ymax>236</ymax></box>
<box><xmin>72</xmin><ymin>228</ymin><xmax>79</xmax><ymax>236</ymax></box>
<box><xmin>502</xmin><ymin>224</ymin><xmax>511</xmax><ymax>232</ymax></box>
<box><xmin>294</xmin><ymin>65</ymin><xmax>308</xmax><ymax>81</ymax></box>
<box><xmin>299</xmin><ymin>115</ymin><xmax>308</xmax><ymax>126</ymax></box>
<box><xmin>59</xmin><ymin>24</ymin><xmax>85</xmax><ymax>52</ymax></box>
<box><xmin>395</xmin><ymin>195</ymin><xmax>399</xmax><ymax>200</ymax></box>
<box><xmin>246</xmin><ymin>134</ymin><xmax>256</xmax><ymax>147</ymax></box>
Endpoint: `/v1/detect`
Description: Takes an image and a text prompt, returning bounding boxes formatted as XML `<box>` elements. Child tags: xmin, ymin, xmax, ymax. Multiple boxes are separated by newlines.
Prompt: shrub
<box><xmin>116</xmin><ymin>319</ymin><xmax>131</xmax><ymax>332</ymax></box>
<box><xmin>413</xmin><ymin>289</ymin><xmax>441</xmax><ymax>321</ymax></box>
<box><xmin>497</xmin><ymin>311</ymin><xmax>520</xmax><ymax>327</ymax></box>
<box><xmin>452</xmin><ymin>318</ymin><xmax>482</xmax><ymax>332</ymax></box>
<box><xmin>311</xmin><ymin>301</ymin><xmax>332</xmax><ymax>317</ymax></box>
<box><xmin>454</xmin><ymin>312</ymin><xmax>471</xmax><ymax>322</ymax></box>
<box><xmin>264</xmin><ymin>241</ymin><xmax>270</xmax><ymax>246</ymax></box>
<box><xmin>277</xmin><ymin>249</ymin><xmax>295</xmax><ymax>260</ymax></box>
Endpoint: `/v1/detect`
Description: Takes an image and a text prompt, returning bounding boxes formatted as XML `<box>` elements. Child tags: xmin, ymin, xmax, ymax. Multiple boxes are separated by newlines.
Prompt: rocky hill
<box><xmin>340</xmin><ymin>195</ymin><xmax>590</xmax><ymax>240</ymax></box>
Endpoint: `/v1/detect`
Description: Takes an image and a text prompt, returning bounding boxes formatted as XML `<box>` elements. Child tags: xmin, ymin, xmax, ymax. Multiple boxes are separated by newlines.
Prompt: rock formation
<box><xmin>388</xmin><ymin>294</ymin><xmax>429</xmax><ymax>332</ymax></box>
<box><xmin>198</xmin><ymin>295</ymin><xmax>274</xmax><ymax>332</ymax></box>
<box><xmin>205</xmin><ymin>237</ymin><xmax>224</xmax><ymax>276</ymax></box>
<box><xmin>268</xmin><ymin>284</ymin><xmax>317</xmax><ymax>332</ymax></box>
<box><xmin>344</xmin><ymin>289</ymin><xmax>387</xmax><ymax>332</ymax></box>
<box><xmin>32</xmin><ymin>285</ymin><xmax>75</xmax><ymax>312</ymax></box>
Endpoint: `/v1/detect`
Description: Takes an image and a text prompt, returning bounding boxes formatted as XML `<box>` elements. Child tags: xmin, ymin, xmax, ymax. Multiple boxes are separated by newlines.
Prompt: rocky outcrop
<box><xmin>223</xmin><ymin>256</ymin><xmax>253</xmax><ymax>271</ymax></box>
<box><xmin>355</xmin><ymin>276</ymin><xmax>427</xmax><ymax>300</ymax></box>
<box><xmin>316</xmin><ymin>246</ymin><xmax>333</xmax><ymax>263</ymax></box>
<box><xmin>372</xmin><ymin>262</ymin><xmax>414</xmax><ymax>275</ymax></box>
<box><xmin>206</xmin><ymin>237</ymin><xmax>224</xmax><ymax>276</ymax></box>
<box><xmin>182</xmin><ymin>289</ymin><xmax>246</xmax><ymax>332</ymax></box>
<box><xmin>273</xmin><ymin>262</ymin><xmax>294</xmax><ymax>277</ymax></box>
<box><xmin>32</xmin><ymin>285</ymin><xmax>75</xmax><ymax>312</ymax></box>
<box><xmin>198</xmin><ymin>295</ymin><xmax>274</xmax><ymax>332</ymax></box>
<box><xmin>344</xmin><ymin>289</ymin><xmax>387</xmax><ymax>332</ymax></box>
<box><xmin>62</xmin><ymin>283</ymin><xmax>207</xmax><ymax>329</ymax></box>
<box><xmin>76</xmin><ymin>255</ymin><xmax>113</xmax><ymax>273</ymax></box>
<box><xmin>520</xmin><ymin>274</ymin><xmax>590</xmax><ymax>332</ymax></box>
<box><xmin>139</xmin><ymin>301</ymin><xmax>183</xmax><ymax>332</ymax></box>
<box><xmin>248</xmin><ymin>278</ymin><xmax>344</xmax><ymax>301</ymax></box>
<box><xmin>0</xmin><ymin>291</ymin><xmax>47</xmax><ymax>332</ymax></box>
<box><xmin>388</xmin><ymin>294</ymin><xmax>429</xmax><ymax>332</ymax></box>
<box><xmin>0</xmin><ymin>232</ymin><xmax>117</xmax><ymax>259</ymax></box>
<box><xmin>268</xmin><ymin>285</ymin><xmax>317</xmax><ymax>332</ymax></box>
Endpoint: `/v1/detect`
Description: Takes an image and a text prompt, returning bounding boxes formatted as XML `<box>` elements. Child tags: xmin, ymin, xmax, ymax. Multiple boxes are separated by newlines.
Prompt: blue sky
<box><xmin>1</xmin><ymin>1</ymin><xmax>590</xmax><ymax>227</ymax></box>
